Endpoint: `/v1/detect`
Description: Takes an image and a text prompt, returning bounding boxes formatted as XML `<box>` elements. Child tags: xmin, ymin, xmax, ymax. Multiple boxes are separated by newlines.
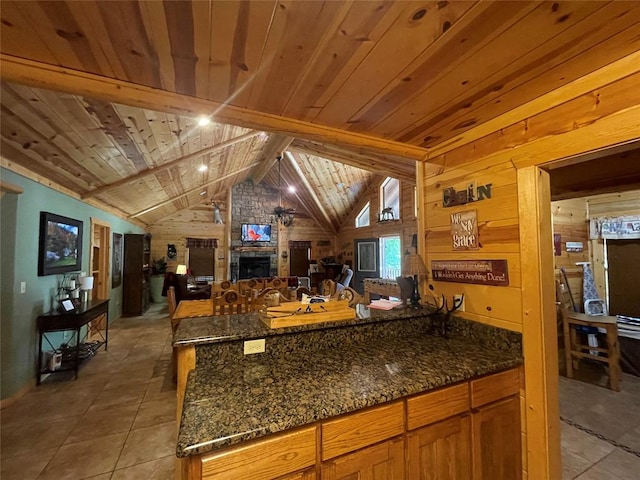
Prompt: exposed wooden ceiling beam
<box><xmin>285</xmin><ymin>150</ymin><xmax>337</xmax><ymax>233</ymax></box>
<box><xmin>0</xmin><ymin>55</ymin><xmax>429</xmax><ymax>161</ymax></box>
<box><xmin>83</xmin><ymin>131</ymin><xmax>260</xmax><ymax>199</ymax></box>
<box><xmin>290</xmin><ymin>139</ymin><xmax>416</xmax><ymax>185</ymax></box>
<box><xmin>250</xmin><ymin>135</ymin><xmax>294</xmax><ymax>185</ymax></box>
<box><xmin>130</xmin><ymin>161</ymin><xmax>261</xmax><ymax>218</ymax></box>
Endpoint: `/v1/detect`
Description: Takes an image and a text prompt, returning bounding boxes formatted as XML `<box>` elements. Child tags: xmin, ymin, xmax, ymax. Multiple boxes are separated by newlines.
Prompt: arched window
<box><xmin>380</xmin><ymin>177</ymin><xmax>400</xmax><ymax>220</ymax></box>
<box><xmin>356</xmin><ymin>202</ymin><xmax>370</xmax><ymax>228</ymax></box>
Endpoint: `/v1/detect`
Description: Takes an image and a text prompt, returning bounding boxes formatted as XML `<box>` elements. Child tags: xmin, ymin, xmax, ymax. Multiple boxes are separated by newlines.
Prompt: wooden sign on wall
<box><xmin>431</xmin><ymin>260</ymin><xmax>509</xmax><ymax>286</ymax></box>
<box><xmin>451</xmin><ymin>210</ymin><xmax>478</xmax><ymax>250</ymax></box>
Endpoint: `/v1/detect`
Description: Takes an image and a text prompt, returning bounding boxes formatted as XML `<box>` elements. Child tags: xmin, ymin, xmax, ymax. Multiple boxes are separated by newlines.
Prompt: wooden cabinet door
<box><xmin>472</xmin><ymin>396</ymin><xmax>522</xmax><ymax>480</ymax></box>
<box><xmin>407</xmin><ymin>414</ymin><xmax>471</xmax><ymax>480</ymax></box>
<box><xmin>278</xmin><ymin>468</ymin><xmax>316</xmax><ymax>480</ymax></box>
<box><xmin>321</xmin><ymin>437</ymin><xmax>404</xmax><ymax>480</ymax></box>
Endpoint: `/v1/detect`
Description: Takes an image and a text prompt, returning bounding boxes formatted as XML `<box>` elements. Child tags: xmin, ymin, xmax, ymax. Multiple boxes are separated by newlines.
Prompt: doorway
<box><xmin>607</xmin><ymin>239</ymin><xmax>640</xmax><ymax>317</ymax></box>
<box><xmin>289</xmin><ymin>247</ymin><xmax>309</xmax><ymax>277</ymax></box>
<box><xmin>353</xmin><ymin>238</ymin><xmax>379</xmax><ymax>294</ymax></box>
<box><xmin>90</xmin><ymin>219</ymin><xmax>110</xmax><ymax>301</ymax></box>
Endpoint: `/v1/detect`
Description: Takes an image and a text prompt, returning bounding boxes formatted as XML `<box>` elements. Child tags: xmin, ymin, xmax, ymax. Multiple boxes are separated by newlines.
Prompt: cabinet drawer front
<box><xmin>322</xmin><ymin>401</ymin><xmax>404</xmax><ymax>460</ymax></box>
<box><xmin>407</xmin><ymin>382</ymin><xmax>470</xmax><ymax>430</ymax></box>
<box><xmin>471</xmin><ymin>368</ymin><xmax>520</xmax><ymax>408</ymax></box>
<box><xmin>201</xmin><ymin>426</ymin><xmax>316</xmax><ymax>480</ymax></box>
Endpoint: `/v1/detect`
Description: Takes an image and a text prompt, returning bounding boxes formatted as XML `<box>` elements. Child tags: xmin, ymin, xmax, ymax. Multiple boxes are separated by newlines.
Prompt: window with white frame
<box><xmin>356</xmin><ymin>202</ymin><xmax>370</xmax><ymax>228</ymax></box>
<box><xmin>380</xmin><ymin>177</ymin><xmax>400</xmax><ymax>220</ymax></box>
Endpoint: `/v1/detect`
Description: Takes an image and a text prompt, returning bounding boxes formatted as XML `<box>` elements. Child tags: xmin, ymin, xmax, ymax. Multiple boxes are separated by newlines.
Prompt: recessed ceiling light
<box><xmin>197</xmin><ymin>116</ymin><xmax>211</xmax><ymax>127</ymax></box>
<box><xmin>288</xmin><ymin>185</ymin><xmax>296</xmax><ymax>193</ymax></box>
<box><xmin>198</xmin><ymin>164</ymin><xmax>208</xmax><ymax>172</ymax></box>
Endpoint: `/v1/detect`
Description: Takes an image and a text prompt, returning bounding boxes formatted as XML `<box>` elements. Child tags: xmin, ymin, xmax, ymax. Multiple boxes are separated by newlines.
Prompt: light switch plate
<box><xmin>244</xmin><ymin>339</ymin><xmax>266</xmax><ymax>355</ymax></box>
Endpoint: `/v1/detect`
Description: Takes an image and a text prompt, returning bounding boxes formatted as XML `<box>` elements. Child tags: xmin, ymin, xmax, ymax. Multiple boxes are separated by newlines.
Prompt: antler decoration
<box><xmin>422</xmin><ymin>289</ymin><xmax>465</xmax><ymax>338</ymax></box>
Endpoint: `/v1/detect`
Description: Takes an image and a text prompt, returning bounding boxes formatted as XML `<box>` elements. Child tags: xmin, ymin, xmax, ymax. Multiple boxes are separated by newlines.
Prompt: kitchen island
<box><xmin>173</xmin><ymin>305</ymin><xmax>523</xmax><ymax>479</ymax></box>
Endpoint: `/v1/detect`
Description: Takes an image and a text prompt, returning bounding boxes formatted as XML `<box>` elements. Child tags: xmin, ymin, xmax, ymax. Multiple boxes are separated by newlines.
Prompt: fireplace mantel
<box><xmin>232</xmin><ymin>246</ymin><xmax>277</xmax><ymax>253</ymax></box>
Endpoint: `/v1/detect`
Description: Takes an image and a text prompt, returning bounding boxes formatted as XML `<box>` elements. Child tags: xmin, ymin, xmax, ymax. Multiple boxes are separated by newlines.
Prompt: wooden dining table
<box><xmin>172</xmin><ymin>299</ymin><xmax>214</xmax><ymax>321</ymax></box>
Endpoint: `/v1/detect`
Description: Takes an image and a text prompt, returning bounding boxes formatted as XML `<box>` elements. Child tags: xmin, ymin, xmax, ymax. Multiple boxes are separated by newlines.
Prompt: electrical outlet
<box><xmin>244</xmin><ymin>339</ymin><xmax>266</xmax><ymax>355</ymax></box>
<box><xmin>454</xmin><ymin>294</ymin><xmax>465</xmax><ymax>312</ymax></box>
<box><xmin>20</xmin><ymin>281</ymin><xmax>26</xmax><ymax>294</ymax></box>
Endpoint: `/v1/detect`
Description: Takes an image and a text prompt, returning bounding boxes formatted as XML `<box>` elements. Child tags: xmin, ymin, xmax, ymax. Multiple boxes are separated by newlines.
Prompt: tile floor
<box><xmin>1</xmin><ymin>303</ymin><xmax>176</xmax><ymax>479</ymax></box>
<box><xmin>2</xmin><ymin>304</ymin><xmax>639</xmax><ymax>479</ymax></box>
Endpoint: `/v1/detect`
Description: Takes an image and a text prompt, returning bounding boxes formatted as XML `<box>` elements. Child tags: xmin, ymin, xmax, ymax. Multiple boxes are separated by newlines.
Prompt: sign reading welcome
<box><xmin>431</xmin><ymin>259</ymin><xmax>509</xmax><ymax>286</ymax></box>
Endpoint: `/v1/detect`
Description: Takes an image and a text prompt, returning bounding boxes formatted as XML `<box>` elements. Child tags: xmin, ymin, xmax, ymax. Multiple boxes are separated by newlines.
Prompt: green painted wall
<box><xmin>0</xmin><ymin>168</ymin><xmax>145</xmax><ymax>400</ymax></box>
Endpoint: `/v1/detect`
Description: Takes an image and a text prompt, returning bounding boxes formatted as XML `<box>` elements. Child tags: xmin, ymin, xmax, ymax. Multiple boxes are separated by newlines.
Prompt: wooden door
<box><xmin>407</xmin><ymin>415</ymin><xmax>472</xmax><ymax>480</ymax></box>
<box><xmin>290</xmin><ymin>247</ymin><xmax>309</xmax><ymax>276</ymax></box>
<box><xmin>471</xmin><ymin>396</ymin><xmax>522</xmax><ymax>480</ymax></box>
<box><xmin>353</xmin><ymin>238</ymin><xmax>379</xmax><ymax>295</ymax></box>
<box><xmin>607</xmin><ymin>239</ymin><xmax>640</xmax><ymax>317</ymax></box>
<box><xmin>321</xmin><ymin>437</ymin><xmax>404</xmax><ymax>480</ymax></box>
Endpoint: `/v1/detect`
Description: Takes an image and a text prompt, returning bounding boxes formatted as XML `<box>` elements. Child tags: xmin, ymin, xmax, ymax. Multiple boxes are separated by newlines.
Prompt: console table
<box><xmin>36</xmin><ymin>299</ymin><xmax>109</xmax><ymax>385</ymax></box>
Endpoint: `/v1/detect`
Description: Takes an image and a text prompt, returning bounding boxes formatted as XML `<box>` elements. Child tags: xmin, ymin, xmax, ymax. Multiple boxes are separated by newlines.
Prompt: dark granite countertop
<box><xmin>176</xmin><ymin>331</ymin><xmax>522</xmax><ymax>457</ymax></box>
<box><xmin>173</xmin><ymin>304</ymin><xmax>430</xmax><ymax>347</ymax></box>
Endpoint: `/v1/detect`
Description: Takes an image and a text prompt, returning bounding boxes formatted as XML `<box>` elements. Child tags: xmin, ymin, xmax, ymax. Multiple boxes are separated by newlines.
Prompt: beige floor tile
<box><xmin>38</xmin><ymin>432</ymin><xmax>127</xmax><ymax>480</ymax></box>
<box><xmin>561</xmin><ymin>423</ymin><xmax>615</xmax><ymax>463</ymax></box>
<box><xmin>575</xmin><ymin>449</ymin><xmax>640</xmax><ymax>480</ymax></box>
<box><xmin>115</xmin><ymin>421</ymin><xmax>176</xmax><ymax>470</ymax></box>
<box><xmin>143</xmin><ymin>376</ymin><xmax>177</xmax><ymax>403</ymax></box>
<box><xmin>111</xmin><ymin>454</ymin><xmax>175</xmax><ymax>480</ymax></box>
<box><xmin>562</xmin><ymin>449</ymin><xmax>592</xmax><ymax>480</ymax></box>
<box><xmin>91</xmin><ymin>382</ymin><xmax>148</xmax><ymax>410</ymax></box>
<box><xmin>132</xmin><ymin>398</ymin><xmax>176</xmax><ymax>429</ymax></box>
<box><xmin>104</xmin><ymin>365</ymin><xmax>155</xmax><ymax>389</ymax></box>
<box><xmin>64</xmin><ymin>402</ymin><xmax>140</xmax><ymax>445</ymax></box>
<box><xmin>0</xmin><ymin>447</ymin><xmax>57</xmax><ymax>480</ymax></box>
<box><xmin>1</xmin><ymin>415</ymin><xmax>81</xmax><ymax>457</ymax></box>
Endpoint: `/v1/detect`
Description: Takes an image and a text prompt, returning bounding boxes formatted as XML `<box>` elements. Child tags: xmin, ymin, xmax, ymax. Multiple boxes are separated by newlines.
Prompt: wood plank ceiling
<box><xmin>1</xmin><ymin>0</ymin><xmax>639</xmax><ymax>228</ymax></box>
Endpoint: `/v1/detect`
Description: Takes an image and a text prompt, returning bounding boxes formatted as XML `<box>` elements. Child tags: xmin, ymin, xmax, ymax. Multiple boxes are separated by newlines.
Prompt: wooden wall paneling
<box><xmin>206</xmin><ymin>1</ymin><xmax>269</xmax><ymax>106</ymax></box>
<box><xmin>396</xmin><ymin>1</ymin><xmax>640</xmax><ymax>146</ymax></box>
<box><xmin>283</xmin><ymin>1</ymin><xmax>408</xmax><ymax>121</ymax></box>
<box><xmin>587</xmin><ymin>189</ymin><xmax>640</xmax><ymax>216</ymax></box>
<box><xmin>313</xmin><ymin>1</ymin><xmax>477</xmax><ymax>128</ymax></box>
<box><xmin>371</xmin><ymin>1</ymin><xmax>540</xmax><ymax>138</ymax></box>
<box><xmin>0</xmin><ymin>2</ymin><xmax>58</xmax><ymax>65</ymax></box>
<box><xmin>245</xmin><ymin>1</ymin><xmax>345</xmax><ymax>115</ymax></box>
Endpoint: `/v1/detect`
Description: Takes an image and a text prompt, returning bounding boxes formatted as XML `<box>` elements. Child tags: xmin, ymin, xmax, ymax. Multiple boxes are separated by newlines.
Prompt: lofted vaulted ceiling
<box><xmin>1</xmin><ymin>0</ymin><xmax>639</xmax><ymax>229</ymax></box>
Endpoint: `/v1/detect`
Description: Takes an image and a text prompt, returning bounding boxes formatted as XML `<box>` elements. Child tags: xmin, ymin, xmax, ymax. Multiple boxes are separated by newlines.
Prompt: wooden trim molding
<box><xmin>0</xmin><ymin>54</ymin><xmax>429</xmax><ymax>162</ymax></box>
<box><xmin>0</xmin><ymin>180</ymin><xmax>23</xmax><ymax>194</ymax></box>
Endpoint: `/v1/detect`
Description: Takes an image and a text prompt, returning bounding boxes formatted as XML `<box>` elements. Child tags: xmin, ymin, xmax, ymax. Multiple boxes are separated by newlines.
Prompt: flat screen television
<box><xmin>241</xmin><ymin>223</ymin><xmax>271</xmax><ymax>242</ymax></box>
<box><xmin>38</xmin><ymin>212</ymin><xmax>83</xmax><ymax>276</ymax></box>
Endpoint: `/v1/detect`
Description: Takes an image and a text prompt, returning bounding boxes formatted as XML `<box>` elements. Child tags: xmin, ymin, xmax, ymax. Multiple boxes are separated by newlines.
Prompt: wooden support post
<box><xmin>517</xmin><ymin>166</ymin><xmax>561</xmax><ymax>480</ymax></box>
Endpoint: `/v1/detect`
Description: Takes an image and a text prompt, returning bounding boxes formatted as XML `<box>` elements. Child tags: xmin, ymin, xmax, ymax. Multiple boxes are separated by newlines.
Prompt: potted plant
<box><xmin>149</xmin><ymin>257</ymin><xmax>168</xmax><ymax>303</ymax></box>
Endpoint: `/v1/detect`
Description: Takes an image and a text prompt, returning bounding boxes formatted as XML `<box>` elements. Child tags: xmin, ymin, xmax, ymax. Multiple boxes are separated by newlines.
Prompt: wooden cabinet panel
<box><xmin>407</xmin><ymin>415</ymin><xmax>472</xmax><ymax>480</ymax></box>
<box><xmin>321</xmin><ymin>437</ymin><xmax>404</xmax><ymax>480</ymax></box>
<box><xmin>322</xmin><ymin>401</ymin><xmax>404</xmax><ymax>461</ymax></box>
<box><xmin>201</xmin><ymin>426</ymin><xmax>316</xmax><ymax>480</ymax></box>
<box><xmin>278</xmin><ymin>468</ymin><xmax>316</xmax><ymax>480</ymax></box>
<box><xmin>407</xmin><ymin>382</ymin><xmax>469</xmax><ymax>430</ymax></box>
<box><xmin>470</xmin><ymin>368</ymin><xmax>520</xmax><ymax>408</ymax></box>
<box><xmin>472</xmin><ymin>396</ymin><xmax>522</xmax><ymax>480</ymax></box>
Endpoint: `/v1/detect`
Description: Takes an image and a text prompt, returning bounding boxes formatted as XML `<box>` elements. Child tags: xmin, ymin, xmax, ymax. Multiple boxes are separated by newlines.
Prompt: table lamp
<box><xmin>79</xmin><ymin>275</ymin><xmax>94</xmax><ymax>303</ymax></box>
<box><xmin>403</xmin><ymin>253</ymin><xmax>427</xmax><ymax>308</ymax></box>
<box><xmin>176</xmin><ymin>264</ymin><xmax>187</xmax><ymax>275</ymax></box>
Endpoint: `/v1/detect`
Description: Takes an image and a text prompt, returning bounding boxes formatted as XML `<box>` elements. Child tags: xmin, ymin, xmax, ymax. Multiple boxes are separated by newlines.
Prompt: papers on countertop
<box><xmin>368</xmin><ymin>299</ymin><xmax>404</xmax><ymax>310</ymax></box>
